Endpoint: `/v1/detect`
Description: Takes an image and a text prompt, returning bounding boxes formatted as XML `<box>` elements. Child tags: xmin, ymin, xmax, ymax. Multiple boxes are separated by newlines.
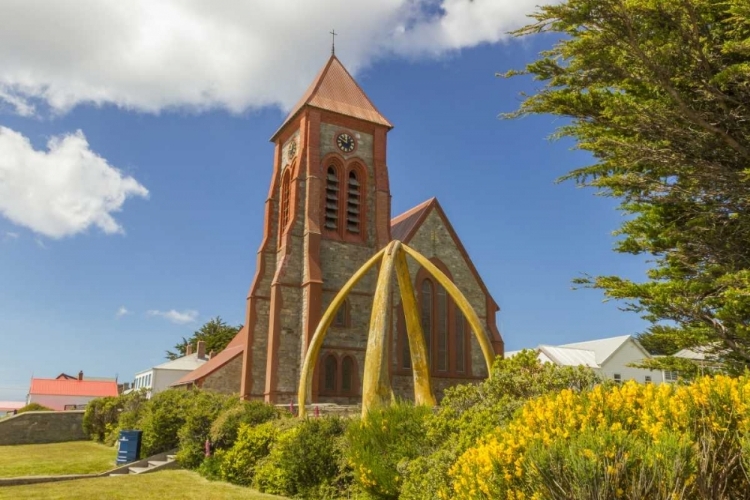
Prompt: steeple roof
<box><xmin>272</xmin><ymin>55</ymin><xmax>392</xmax><ymax>139</ymax></box>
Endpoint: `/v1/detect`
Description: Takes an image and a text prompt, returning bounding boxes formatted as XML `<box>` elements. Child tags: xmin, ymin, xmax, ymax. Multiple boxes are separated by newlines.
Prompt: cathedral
<box><xmin>174</xmin><ymin>55</ymin><xmax>504</xmax><ymax>403</ymax></box>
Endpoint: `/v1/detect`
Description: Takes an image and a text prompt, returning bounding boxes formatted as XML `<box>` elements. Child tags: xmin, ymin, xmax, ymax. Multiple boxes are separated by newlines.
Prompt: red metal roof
<box><xmin>272</xmin><ymin>55</ymin><xmax>392</xmax><ymax>139</ymax></box>
<box><xmin>29</xmin><ymin>378</ymin><xmax>118</xmax><ymax>397</ymax></box>
<box><xmin>391</xmin><ymin>198</ymin><xmax>436</xmax><ymax>242</ymax></box>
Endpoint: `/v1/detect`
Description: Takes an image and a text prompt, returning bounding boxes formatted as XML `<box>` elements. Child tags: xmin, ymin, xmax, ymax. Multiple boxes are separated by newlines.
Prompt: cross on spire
<box><xmin>330</xmin><ymin>29</ymin><xmax>337</xmax><ymax>55</ymax></box>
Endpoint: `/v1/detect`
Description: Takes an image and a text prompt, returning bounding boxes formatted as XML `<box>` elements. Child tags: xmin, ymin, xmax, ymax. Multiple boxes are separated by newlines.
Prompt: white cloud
<box><xmin>0</xmin><ymin>126</ymin><xmax>148</xmax><ymax>238</ymax></box>
<box><xmin>3</xmin><ymin>231</ymin><xmax>19</xmax><ymax>241</ymax></box>
<box><xmin>0</xmin><ymin>0</ymin><xmax>544</xmax><ymax>116</ymax></box>
<box><xmin>147</xmin><ymin>309</ymin><xmax>199</xmax><ymax>325</ymax></box>
<box><xmin>115</xmin><ymin>306</ymin><xmax>131</xmax><ymax>318</ymax></box>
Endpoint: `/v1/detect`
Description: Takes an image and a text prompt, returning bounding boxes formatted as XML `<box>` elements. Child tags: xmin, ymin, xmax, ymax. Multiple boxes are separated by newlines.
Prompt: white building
<box><xmin>506</xmin><ymin>335</ymin><xmax>665</xmax><ymax>384</ymax></box>
<box><xmin>132</xmin><ymin>341</ymin><xmax>209</xmax><ymax>398</ymax></box>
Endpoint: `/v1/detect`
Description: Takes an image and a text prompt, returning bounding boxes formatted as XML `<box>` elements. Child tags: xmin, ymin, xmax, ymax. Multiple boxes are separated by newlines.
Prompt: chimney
<box><xmin>78</xmin><ymin>370</ymin><xmax>83</xmax><ymax>381</ymax></box>
<box><xmin>197</xmin><ymin>341</ymin><xmax>206</xmax><ymax>359</ymax></box>
<box><xmin>186</xmin><ymin>343</ymin><xmax>193</xmax><ymax>356</ymax></box>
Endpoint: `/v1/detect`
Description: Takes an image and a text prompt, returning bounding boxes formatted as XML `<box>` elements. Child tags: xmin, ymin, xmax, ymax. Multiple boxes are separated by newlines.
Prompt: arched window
<box><xmin>324</xmin><ymin>166</ymin><xmax>339</xmax><ymax>232</ymax></box>
<box><xmin>334</xmin><ymin>299</ymin><xmax>348</xmax><ymax>327</ymax></box>
<box><xmin>280</xmin><ymin>170</ymin><xmax>291</xmax><ymax>235</ymax></box>
<box><xmin>346</xmin><ymin>170</ymin><xmax>361</xmax><ymax>234</ymax></box>
<box><xmin>322</xmin><ymin>354</ymin><xmax>337</xmax><ymax>393</ymax></box>
<box><xmin>341</xmin><ymin>356</ymin><xmax>354</xmax><ymax>392</ymax></box>
<box><xmin>455</xmin><ymin>310</ymin><xmax>466</xmax><ymax>373</ymax></box>
<box><xmin>436</xmin><ymin>285</ymin><xmax>448</xmax><ymax>372</ymax></box>
<box><xmin>398</xmin><ymin>266</ymin><xmax>471</xmax><ymax>377</ymax></box>
<box><xmin>420</xmin><ymin>280</ymin><xmax>433</xmax><ymax>366</ymax></box>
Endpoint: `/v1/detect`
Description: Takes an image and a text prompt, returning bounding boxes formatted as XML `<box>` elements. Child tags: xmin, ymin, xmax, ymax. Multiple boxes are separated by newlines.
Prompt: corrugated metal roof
<box><xmin>560</xmin><ymin>335</ymin><xmax>632</xmax><ymax>364</ymax></box>
<box><xmin>391</xmin><ymin>198</ymin><xmax>435</xmax><ymax>242</ymax></box>
<box><xmin>539</xmin><ymin>346</ymin><xmax>600</xmax><ymax>368</ymax></box>
<box><xmin>152</xmin><ymin>353</ymin><xmax>208</xmax><ymax>371</ymax></box>
<box><xmin>172</xmin><ymin>327</ymin><xmax>246</xmax><ymax>386</ymax></box>
<box><xmin>272</xmin><ymin>55</ymin><xmax>392</xmax><ymax>139</ymax></box>
<box><xmin>29</xmin><ymin>379</ymin><xmax>118</xmax><ymax>397</ymax></box>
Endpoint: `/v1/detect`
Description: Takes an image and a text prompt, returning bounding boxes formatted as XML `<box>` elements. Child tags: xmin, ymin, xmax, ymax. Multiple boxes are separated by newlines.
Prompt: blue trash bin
<box><xmin>116</xmin><ymin>430</ymin><xmax>143</xmax><ymax>465</ymax></box>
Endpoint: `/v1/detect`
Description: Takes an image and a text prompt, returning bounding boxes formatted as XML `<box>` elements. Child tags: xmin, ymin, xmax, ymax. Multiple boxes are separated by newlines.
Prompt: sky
<box><xmin>0</xmin><ymin>0</ymin><xmax>651</xmax><ymax>401</ymax></box>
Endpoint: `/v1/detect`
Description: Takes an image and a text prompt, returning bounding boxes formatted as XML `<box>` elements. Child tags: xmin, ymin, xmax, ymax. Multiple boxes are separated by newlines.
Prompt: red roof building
<box><xmin>28</xmin><ymin>377</ymin><xmax>118</xmax><ymax>411</ymax></box>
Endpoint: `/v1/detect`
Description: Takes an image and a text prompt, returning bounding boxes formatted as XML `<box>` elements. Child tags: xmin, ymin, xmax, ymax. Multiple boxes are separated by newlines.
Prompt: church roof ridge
<box><xmin>271</xmin><ymin>55</ymin><xmax>392</xmax><ymax>140</ymax></box>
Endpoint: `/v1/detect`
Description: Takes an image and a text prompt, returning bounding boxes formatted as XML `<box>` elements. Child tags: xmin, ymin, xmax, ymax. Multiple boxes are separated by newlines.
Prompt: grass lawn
<box><xmin>0</xmin><ymin>441</ymin><xmax>116</xmax><ymax>477</ymax></box>
<box><xmin>0</xmin><ymin>470</ymin><xmax>286</xmax><ymax>499</ymax></box>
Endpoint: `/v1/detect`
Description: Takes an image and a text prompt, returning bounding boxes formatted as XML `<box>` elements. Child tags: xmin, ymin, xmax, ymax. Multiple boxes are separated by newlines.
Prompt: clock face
<box><xmin>336</xmin><ymin>133</ymin><xmax>355</xmax><ymax>153</ymax></box>
<box><xmin>287</xmin><ymin>141</ymin><xmax>297</xmax><ymax>158</ymax></box>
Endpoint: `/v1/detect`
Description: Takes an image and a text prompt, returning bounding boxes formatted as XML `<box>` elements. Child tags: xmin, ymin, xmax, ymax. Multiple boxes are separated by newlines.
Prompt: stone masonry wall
<box><xmin>315</xmin><ymin>123</ymin><xmax>379</xmax><ymax>404</ymax></box>
<box><xmin>202</xmin><ymin>355</ymin><xmax>243</xmax><ymax>393</ymax></box>
<box><xmin>390</xmin><ymin>208</ymin><xmax>494</xmax><ymax>401</ymax></box>
<box><xmin>0</xmin><ymin>411</ymin><xmax>87</xmax><ymax>445</ymax></box>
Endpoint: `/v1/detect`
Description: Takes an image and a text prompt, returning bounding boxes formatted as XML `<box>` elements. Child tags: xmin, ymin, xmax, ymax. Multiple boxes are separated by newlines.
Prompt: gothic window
<box><xmin>323</xmin><ymin>354</ymin><xmax>337</xmax><ymax>393</ymax></box>
<box><xmin>420</xmin><ymin>280</ymin><xmax>433</xmax><ymax>367</ymax></box>
<box><xmin>436</xmin><ymin>285</ymin><xmax>448</xmax><ymax>372</ymax></box>
<box><xmin>346</xmin><ymin>170</ymin><xmax>361</xmax><ymax>234</ymax></box>
<box><xmin>325</xmin><ymin>166</ymin><xmax>339</xmax><ymax>232</ymax></box>
<box><xmin>341</xmin><ymin>356</ymin><xmax>354</xmax><ymax>392</ymax></box>
<box><xmin>398</xmin><ymin>264</ymin><xmax>471</xmax><ymax>376</ymax></box>
<box><xmin>319</xmin><ymin>353</ymin><xmax>358</xmax><ymax>396</ymax></box>
<box><xmin>455</xmin><ymin>310</ymin><xmax>466</xmax><ymax>373</ymax></box>
<box><xmin>280</xmin><ymin>170</ymin><xmax>291</xmax><ymax>235</ymax></box>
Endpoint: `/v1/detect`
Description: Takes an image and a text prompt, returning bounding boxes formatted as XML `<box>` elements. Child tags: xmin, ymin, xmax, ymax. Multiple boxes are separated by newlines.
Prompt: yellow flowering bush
<box><xmin>450</xmin><ymin>375</ymin><xmax>750</xmax><ymax>499</ymax></box>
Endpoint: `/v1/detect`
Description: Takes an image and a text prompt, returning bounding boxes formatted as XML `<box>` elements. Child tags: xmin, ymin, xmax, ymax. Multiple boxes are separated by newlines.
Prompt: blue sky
<box><xmin>0</xmin><ymin>1</ymin><xmax>649</xmax><ymax>401</ymax></box>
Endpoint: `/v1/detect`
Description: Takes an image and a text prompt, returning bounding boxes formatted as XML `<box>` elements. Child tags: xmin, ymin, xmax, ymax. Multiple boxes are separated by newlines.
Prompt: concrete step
<box><xmin>128</xmin><ymin>467</ymin><xmax>151</xmax><ymax>474</ymax></box>
<box><xmin>166</xmin><ymin>455</ymin><xmax>176</xmax><ymax>462</ymax></box>
<box><xmin>147</xmin><ymin>460</ymin><xmax>168</xmax><ymax>467</ymax></box>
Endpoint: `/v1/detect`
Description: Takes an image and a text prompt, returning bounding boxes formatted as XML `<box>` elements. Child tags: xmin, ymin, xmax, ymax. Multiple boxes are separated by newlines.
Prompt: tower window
<box><xmin>280</xmin><ymin>170</ymin><xmax>291</xmax><ymax>235</ymax></box>
<box><xmin>346</xmin><ymin>170</ymin><xmax>361</xmax><ymax>234</ymax></box>
<box><xmin>325</xmin><ymin>166</ymin><xmax>339</xmax><ymax>232</ymax></box>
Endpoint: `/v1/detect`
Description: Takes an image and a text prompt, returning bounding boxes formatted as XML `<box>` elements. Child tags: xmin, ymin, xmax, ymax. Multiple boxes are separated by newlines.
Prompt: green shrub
<box><xmin>83</xmin><ymin>391</ymin><xmax>149</xmax><ymax>444</ymax></box>
<box><xmin>253</xmin><ymin>416</ymin><xmax>347</xmax><ymax>498</ymax></box>
<box><xmin>197</xmin><ymin>451</ymin><xmax>224</xmax><ymax>481</ymax></box>
<box><xmin>175</xmin><ymin>391</ymin><xmax>235</xmax><ymax>468</ymax></box>
<box><xmin>401</xmin><ymin>351</ymin><xmax>600</xmax><ymax>499</ymax></box>
<box><xmin>210</xmin><ymin>400</ymin><xmax>279</xmax><ymax>450</ymax></box>
<box><xmin>16</xmin><ymin>403</ymin><xmax>53</xmax><ymax>413</ymax></box>
<box><xmin>138</xmin><ymin>389</ymin><xmax>193</xmax><ymax>456</ymax></box>
<box><xmin>220</xmin><ymin>421</ymin><xmax>278</xmax><ymax>486</ymax></box>
<box><xmin>345</xmin><ymin>402</ymin><xmax>432</xmax><ymax>500</ymax></box>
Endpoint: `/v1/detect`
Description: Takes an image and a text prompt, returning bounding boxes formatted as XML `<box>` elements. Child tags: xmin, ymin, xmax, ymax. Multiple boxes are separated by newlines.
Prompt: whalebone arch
<box><xmin>298</xmin><ymin>240</ymin><xmax>496</xmax><ymax>418</ymax></box>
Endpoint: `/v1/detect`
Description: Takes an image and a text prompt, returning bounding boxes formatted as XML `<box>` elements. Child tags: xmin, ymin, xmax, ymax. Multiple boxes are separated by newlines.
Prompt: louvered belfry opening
<box><xmin>346</xmin><ymin>170</ymin><xmax>361</xmax><ymax>234</ymax></box>
<box><xmin>325</xmin><ymin>166</ymin><xmax>339</xmax><ymax>231</ymax></box>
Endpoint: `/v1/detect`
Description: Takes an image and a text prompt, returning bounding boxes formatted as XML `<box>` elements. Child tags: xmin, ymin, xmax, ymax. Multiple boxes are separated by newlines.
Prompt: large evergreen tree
<box><xmin>166</xmin><ymin>316</ymin><xmax>241</xmax><ymax>360</ymax></box>
<box><xmin>505</xmin><ymin>0</ymin><xmax>750</xmax><ymax>370</ymax></box>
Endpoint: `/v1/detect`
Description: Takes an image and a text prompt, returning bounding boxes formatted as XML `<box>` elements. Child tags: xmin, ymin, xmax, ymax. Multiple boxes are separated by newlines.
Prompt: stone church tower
<box><xmin>173</xmin><ymin>55</ymin><xmax>504</xmax><ymax>403</ymax></box>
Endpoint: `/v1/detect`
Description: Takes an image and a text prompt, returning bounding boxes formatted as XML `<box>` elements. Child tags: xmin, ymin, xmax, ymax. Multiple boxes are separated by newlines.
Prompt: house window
<box><xmin>645</xmin><ymin>375</ymin><xmax>652</xmax><ymax>384</ymax></box>
<box><xmin>613</xmin><ymin>373</ymin><xmax>622</xmax><ymax>384</ymax></box>
<box><xmin>324</xmin><ymin>166</ymin><xmax>339</xmax><ymax>232</ymax></box>
<box><xmin>280</xmin><ymin>170</ymin><xmax>291</xmax><ymax>235</ymax></box>
<box><xmin>665</xmin><ymin>371</ymin><xmax>678</xmax><ymax>382</ymax></box>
